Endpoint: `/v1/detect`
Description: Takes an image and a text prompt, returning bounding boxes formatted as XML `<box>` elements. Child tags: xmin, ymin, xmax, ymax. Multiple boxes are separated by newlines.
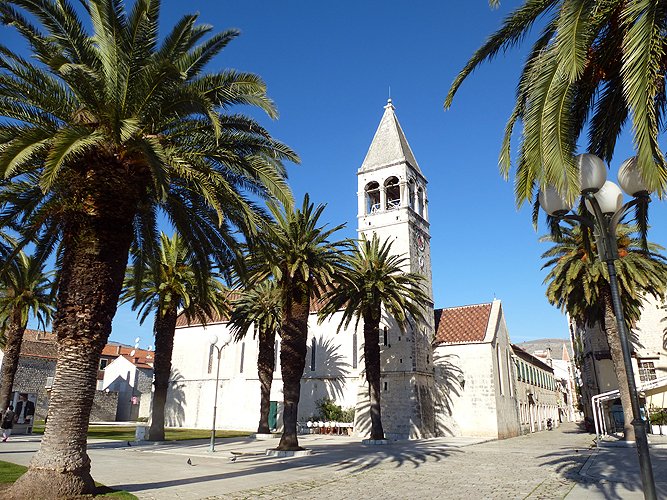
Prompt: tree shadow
<box><xmin>300</xmin><ymin>335</ymin><xmax>352</xmax><ymax>420</ymax></box>
<box><xmin>111</xmin><ymin>438</ymin><xmax>462</xmax><ymax>494</ymax></box>
<box><xmin>537</xmin><ymin>444</ymin><xmax>667</xmax><ymax>499</ymax></box>
<box><xmin>165</xmin><ymin>369</ymin><xmax>186</xmax><ymax>427</ymax></box>
<box><xmin>432</xmin><ymin>352</ymin><xmax>463</xmax><ymax>437</ymax></box>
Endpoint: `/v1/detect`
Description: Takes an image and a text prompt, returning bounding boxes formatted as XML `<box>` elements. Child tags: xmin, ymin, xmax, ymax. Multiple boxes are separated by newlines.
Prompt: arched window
<box><xmin>408</xmin><ymin>179</ymin><xmax>415</xmax><ymax>210</ymax></box>
<box><xmin>417</xmin><ymin>187</ymin><xmax>424</xmax><ymax>217</ymax></box>
<box><xmin>385</xmin><ymin>176</ymin><xmax>400</xmax><ymax>210</ymax></box>
<box><xmin>365</xmin><ymin>181</ymin><xmax>380</xmax><ymax>214</ymax></box>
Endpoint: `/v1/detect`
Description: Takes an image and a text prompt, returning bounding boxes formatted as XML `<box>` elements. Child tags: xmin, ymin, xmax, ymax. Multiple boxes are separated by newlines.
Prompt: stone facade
<box><xmin>433</xmin><ymin>300</ymin><xmax>521</xmax><ymax>439</ymax></box>
<box><xmin>576</xmin><ymin>294</ymin><xmax>667</xmax><ymax>431</ymax></box>
<box><xmin>169</xmin><ymin>101</ymin><xmax>534</xmax><ymax>441</ymax></box>
<box><xmin>102</xmin><ymin>355</ymin><xmax>154</xmax><ymax>421</ymax></box>
<box><xmin>90</xmin><ymin>391</ymin><xmax>120</xmax><ymax>422</ymax></box>
<box><xmin>355</xmin><ymin>99</ymin><xmax>435</xmax><ymax>439</ymax></box>
<box><xmin>512</xmin><ymin>345</ymin><xmax>560</xmax><ymax>434</ymax></box>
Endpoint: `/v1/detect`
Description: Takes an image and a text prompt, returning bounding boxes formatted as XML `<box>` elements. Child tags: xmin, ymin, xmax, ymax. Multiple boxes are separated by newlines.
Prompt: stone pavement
<box><xmin>1</xmin><ymin>423</ymin><xmax>665</xmax><ymax>499</ymax></box>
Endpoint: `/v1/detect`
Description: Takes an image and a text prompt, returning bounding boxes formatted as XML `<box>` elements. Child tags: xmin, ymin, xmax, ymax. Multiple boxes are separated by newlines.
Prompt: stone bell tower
<box><xmin>354</xmin><ymin>99</ymin><xmax>436</xmax><ymax>439</ymax></box>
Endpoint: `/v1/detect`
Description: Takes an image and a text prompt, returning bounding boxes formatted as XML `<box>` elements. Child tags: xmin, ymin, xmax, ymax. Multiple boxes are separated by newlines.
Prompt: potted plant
<box><xmin>649</xmin><ymin>407</ymin><xmax>667</xmax><ymax>435</ymax></box>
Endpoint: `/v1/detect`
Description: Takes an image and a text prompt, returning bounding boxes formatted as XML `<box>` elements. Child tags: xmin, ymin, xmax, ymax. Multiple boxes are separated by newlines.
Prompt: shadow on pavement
<box><xmin>111</xmin><ymin>439</ymin><xmax>462</xmax><ymax>493</ymax></box>
<box><xmin>537</xmin><ymin>439</ymin><xmax>667</xmax><ymax>499</ymax></box>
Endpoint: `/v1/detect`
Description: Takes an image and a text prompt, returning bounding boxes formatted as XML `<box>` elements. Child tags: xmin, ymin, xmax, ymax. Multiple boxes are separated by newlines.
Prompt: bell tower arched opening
<box><xmin>365</xmin><ymin>181</ymin><xmax>380</xmax><ymax>214</ymax></box>
<box><xmin>385</xmin><ymin>176</ymin><xmax>400</xmax><ymax>210</ymax></box>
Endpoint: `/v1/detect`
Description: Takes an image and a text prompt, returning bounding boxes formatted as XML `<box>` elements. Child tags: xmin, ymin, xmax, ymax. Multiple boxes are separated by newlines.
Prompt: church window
<box><xmin>310</xmin><ymin>337</ymin><xmax>316</xmax><ymax>371</ymax></box>
<box><xmin>365</xmin><ymin>181</ymin><xmax>380</xmax><ymax>214</ymax></box>
<box><xmin>99</xmin><ymin>358</ymin><xmax>108</xmax><ymax>370</ymax></box>
<box><xmin>352</xmin><ymin>333</ymin><xmax>358</xmax><ymax>368</ymax></box>
<box><xmin>239</xmin><ymin>342</ymin><xmax>245</xmax><ymax>374</ymax></box>
<box><xmin>383</xmin><ymin>382</ymin><xmax>388</xmax><ymax>391</ymax></box>
<box><xmin>383</xmin><ymin>326</ymin><xmax>388</xmax><ymax>346</ymax></box>
<box><xmin>408</xmin><ymin>179</ymin><xmax>415</xmax><ymax>210</ymax></box>
<box><xmin>497</xmin><ymin>346</ymin><xmax>504</xmax><ymax>395</ymax></box>
<box><xmin>506</xmin><ymin>350</ymin><xmax>513</xmax><ymax>397</ymax></box>
<box><xmin>417</xmin><ymin>188</ymin><xmax>424</xmax><ymax>217</ymax></box>
<box><xmin>385</xmin><ymin>176</ymin><xmax>400</xmax><ymax>210</ymax></box>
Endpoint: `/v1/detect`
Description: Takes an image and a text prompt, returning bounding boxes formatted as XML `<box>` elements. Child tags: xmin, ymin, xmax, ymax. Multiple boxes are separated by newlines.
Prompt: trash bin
<box><xmin>135</xmin><ymin>425</ymin><xmax>149</xmax><ymax>441</ymax></box>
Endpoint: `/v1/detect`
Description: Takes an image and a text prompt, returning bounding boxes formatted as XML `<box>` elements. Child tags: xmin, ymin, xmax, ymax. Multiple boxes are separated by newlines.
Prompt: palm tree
<box><xmin>0</xmin><ymin>1</ymin><xmax>297</xmax><ymax>495</ymax></box>
<box><xmin>122</xmin><ymin>232</ymin><xmax>228</xmax><ymax>441</ymax></box>
<box><xmin>445</xmin><ymin>1</ymin><xmax>667</xmax><ymax>206</ymax></box>
<box><xmin>318</xmin><ymin>234</ymin><xmax>429</xmax><ymax>440</ymax></box>
<box><xmin>247</xmin><ymin>195</ymin><xmax>347</xmax><ymax>450</ymax></box>
<box><xmin>541</xmin><ymin>221</ymin><xmax>667</xmax><ymax>440</ymax></box>
<box><xmin>228</xmin><ymin>279</ymin><xmax>282</xmax><ymax>434</ymax></box>
<box><xmin>0</xmin><ymin>251</ymin><xmax>54</xmax><ymax>411</ymax></box>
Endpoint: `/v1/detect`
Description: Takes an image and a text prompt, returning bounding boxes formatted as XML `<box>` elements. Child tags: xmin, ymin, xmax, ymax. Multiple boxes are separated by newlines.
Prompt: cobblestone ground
<box><xmin>219</xmin><ymin>424</ymin><xmax>596</xmax><ymax>499</ymax></box>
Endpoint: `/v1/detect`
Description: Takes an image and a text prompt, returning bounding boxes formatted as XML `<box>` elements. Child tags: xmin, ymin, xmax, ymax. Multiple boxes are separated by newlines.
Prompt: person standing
<box><xmin>15</xmin><ymin>394</ymin><xmax>34</xmax><ymax>424</ymax></box>
<box><xmin>2</xmin><ymin>405</ymin><xmax>15</xmax><ymax>442</ymax></box>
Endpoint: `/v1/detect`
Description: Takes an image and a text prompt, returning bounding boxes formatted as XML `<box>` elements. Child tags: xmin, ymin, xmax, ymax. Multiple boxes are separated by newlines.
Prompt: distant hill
<box><xmin>516</xmin><ymin>338</ymin><xmax>573</xmax><ymax>361</ymax></box>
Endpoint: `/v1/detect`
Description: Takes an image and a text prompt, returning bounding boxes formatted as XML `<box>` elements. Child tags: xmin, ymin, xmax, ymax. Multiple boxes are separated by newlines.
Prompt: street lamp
<box><xmin>209</xmin><ymin>331</ymin><xmax>232</xmax><ymax>452</ymax></box>
<box><xmin>539</xmin><ymin>154</ymin><xmax>657</xmax><ymax>500</ymax></box>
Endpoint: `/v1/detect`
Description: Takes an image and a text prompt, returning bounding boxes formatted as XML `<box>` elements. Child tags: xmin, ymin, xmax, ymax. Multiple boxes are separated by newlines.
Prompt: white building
<box><xmin>168</xmin><ymin>101</ymin><xmax>523</xmax><ymax>439</ymax></box>
<box><xmin>432</xmin><ymin>301</ymin><xmax>520</xmax><ymax>439</ymax></box>
<box><xmin>102</xmin><ymin>354</ymin><xmax>153</xmax><ymax>421</ymax></box>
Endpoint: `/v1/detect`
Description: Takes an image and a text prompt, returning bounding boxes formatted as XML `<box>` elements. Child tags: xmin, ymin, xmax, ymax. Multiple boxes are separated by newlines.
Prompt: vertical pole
<box><xmin>606</xmin><ymin>260</ymin><xmax>657</xmax><ymax>500</ymax></box>
<box><xmin>209</xmin><ymin>348</ymin><xmax>222</xmax><ymax>453</ymax></box>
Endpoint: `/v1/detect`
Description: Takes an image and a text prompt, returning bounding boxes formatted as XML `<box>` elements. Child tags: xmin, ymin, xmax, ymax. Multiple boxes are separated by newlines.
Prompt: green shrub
<box><xmin>649</xmin><ymin>408</ymin><xmax>667</xmax><ymax>426</ymax></box>
<box><xmin>315</xmin><ymin>397</ymin><xmax>355</xmax><ymax>423</ymax></box>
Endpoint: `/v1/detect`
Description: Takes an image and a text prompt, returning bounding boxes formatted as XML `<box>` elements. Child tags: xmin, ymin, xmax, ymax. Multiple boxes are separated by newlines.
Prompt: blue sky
<box><xmin>15</xmin><ymin>1</ymin><xmax>667</xmax><ymax>348</ymax></box>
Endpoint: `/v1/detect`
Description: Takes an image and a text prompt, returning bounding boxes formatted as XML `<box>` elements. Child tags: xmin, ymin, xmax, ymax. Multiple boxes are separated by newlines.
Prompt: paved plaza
<box><xmin>1</xmin><ymin>423</ymin><xmax>666</xmax><ymax>499</ymax></box>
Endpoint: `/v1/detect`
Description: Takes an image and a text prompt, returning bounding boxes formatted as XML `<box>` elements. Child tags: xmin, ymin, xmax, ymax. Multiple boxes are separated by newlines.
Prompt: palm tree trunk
<box><xmin>0</xmin><ymin>313</ymin><xmax>26</xmax><ymax>411</ymax></box>
<box><xmin>257</xmin><ymin>330</ymin><xmax>276</xmax><ymax>434</ymax></box>
<box><xmin>363</xmin><ymin>313</ymin><xmax>384</xmax><ymax>440</ymax></box>
<box><xmin>10</xmin><ymin>164</ymin><xmax>141</xmax><ymax>498</ymax></box>
<box><xmin>602</xmin><ymin>287</ymin><xmax>635</xmax><ymax>442</ymax></box>
<box><xmin>149</xmin><ymin>306</ymin><xmax>178</xmax><ymax>441</ymax></box>
<box><xmin>277</xmin><ymin>286</ymin><xmax>309</xmax><ymax>451</ymax></box>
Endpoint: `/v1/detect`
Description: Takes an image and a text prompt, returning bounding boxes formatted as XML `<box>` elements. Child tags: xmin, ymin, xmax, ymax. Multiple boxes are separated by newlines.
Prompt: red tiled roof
<box><xmin>101</xmin><ymin>344</ymin><xmax>153</xmax><ymax>365</ymax></box>
<box><xmin>433</xmin><ymin>303</ymin><xmax>493</xmax><ymax>345</ymax></box>
<box><xmin>22</xmin><ymin>329</ymin><xmax>56</xmax><ymax>343</ymax></box>
<box><xmin>20</xmin><ymin>339</ymin><xmax>58</xmax><ymax>360</ymax></box>
<box><xmin>175</xmin><ymin>289</ymin><xmax>330</xmax><ymax>329</ymax></box>
<box><xmin>175</xmin><ymin>290</ymin><xmax>242</xmax><ymax>328</ymax></box>
<box><xmin>11</xmin><ymin>330</ymin><xmax>154</xmax><ymax>364</ymax></box>
<box><xmin>119</xmin><ymin>355</ymin><xmax>153</xmax><ymax>370</ymax></box>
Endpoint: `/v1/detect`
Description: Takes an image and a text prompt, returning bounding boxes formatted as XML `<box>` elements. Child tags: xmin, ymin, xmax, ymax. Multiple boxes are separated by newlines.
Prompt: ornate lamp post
<box><xmin>539</xmin><ymin>154</ymin><xmax>656</xmax><ymax>500</ymax></box>
<box><xmin>209</xmin><ymin>331</ymin><xmax>232</xmax><ymax>453</ymax></box>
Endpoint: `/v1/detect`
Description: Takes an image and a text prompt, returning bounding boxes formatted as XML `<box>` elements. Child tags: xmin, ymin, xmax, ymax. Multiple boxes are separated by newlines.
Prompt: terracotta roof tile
<box><xmin>20</xmin><ymin>339</ymin><xmax>58</xmax><ymax>360</ymax></box>
<box><xmin>175</xmin><ymin>289</ymin><xmax>329</xmax><ymax>329</ymax></box>
<box><xmin>22</xmin><ymin>329</ymin><xmax>56</xmax><ymax>343</ymax></box>
<box><xmin>433</xmin><ymin>303</ymin><xmax>493</xmax><ymax>345</ymax></box>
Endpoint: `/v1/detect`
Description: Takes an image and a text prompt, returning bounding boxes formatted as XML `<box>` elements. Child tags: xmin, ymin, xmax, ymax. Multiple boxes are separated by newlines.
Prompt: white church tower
<box><xmin>355</xmin><ymin>99</ymin><xmax>436</xmax><ymax>439</ymax></box>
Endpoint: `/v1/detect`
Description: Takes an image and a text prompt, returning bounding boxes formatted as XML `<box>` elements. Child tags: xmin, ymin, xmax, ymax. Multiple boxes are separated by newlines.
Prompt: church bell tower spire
<box><xmin>354</xmin><ymin>100</ymin><xmax>436</xmax><ymax>439</ymax></box>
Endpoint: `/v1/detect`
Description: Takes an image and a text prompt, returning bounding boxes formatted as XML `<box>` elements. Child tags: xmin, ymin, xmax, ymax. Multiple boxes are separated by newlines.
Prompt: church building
<box><xmin>168</xmin><ymin>101</ymin><xmax>523</xmax><ymax>439</ymax></box>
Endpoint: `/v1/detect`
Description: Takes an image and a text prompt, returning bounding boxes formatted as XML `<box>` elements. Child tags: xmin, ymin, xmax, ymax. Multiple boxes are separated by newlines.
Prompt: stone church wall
<box><xmin>434</xmin><ymin>342</ymin><xmax>498</xmax><ymax>438</ymax></box>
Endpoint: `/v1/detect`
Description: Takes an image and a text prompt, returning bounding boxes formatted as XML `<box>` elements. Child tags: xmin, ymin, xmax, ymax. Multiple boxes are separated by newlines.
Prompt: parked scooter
<box><xmin>546</xmin><ymin>418</ymin><xmax>553</xmax><ymax>431</ymax></box>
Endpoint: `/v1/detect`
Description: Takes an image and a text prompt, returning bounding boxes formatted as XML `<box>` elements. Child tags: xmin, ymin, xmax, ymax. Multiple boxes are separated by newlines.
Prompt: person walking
<box><xmin>2</xmin><ymin>405</ymin><xmax>15</xmax><ymax>442</ymax></box>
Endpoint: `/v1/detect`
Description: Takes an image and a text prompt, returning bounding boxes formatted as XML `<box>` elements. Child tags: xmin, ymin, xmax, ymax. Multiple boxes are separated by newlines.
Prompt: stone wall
<box><xmin>90</xmin><ymin>391</ymin><xmax>119</xmax><ymax>422</ymax></box>
<box><xmin>435</xmin><ymin>342</ymin><xmax>498</xmax><ymax>438</ymax></box>
<box><xmin>492</xmin><ymin>305</ymin><xmax>521</xmax><ymax>440</ymax></box>
<box><xmin>10</xmin><ymin>356</ymin><xmax>56</xmax><ymax>420</ymax></box>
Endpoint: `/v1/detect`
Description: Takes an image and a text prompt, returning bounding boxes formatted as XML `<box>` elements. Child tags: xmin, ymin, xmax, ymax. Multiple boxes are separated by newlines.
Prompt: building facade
<box><xmin>512</xmin><ymin>344</ymin><xmax>560</xmax><ymax>433</ymax></box>
<box><xmin>432</xmin><ymin>301</ymin><xmax>521</xmax><ymax>439</ymax></box>
<box><xmin>0</xmin><ymin>329</ymin><xmax>150</xmax><ymax>423</ymax></box>
<box><xmin>169</xmin><ymin>101</ymin><xmax>560</xmax><ymax>440</ymax></box>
